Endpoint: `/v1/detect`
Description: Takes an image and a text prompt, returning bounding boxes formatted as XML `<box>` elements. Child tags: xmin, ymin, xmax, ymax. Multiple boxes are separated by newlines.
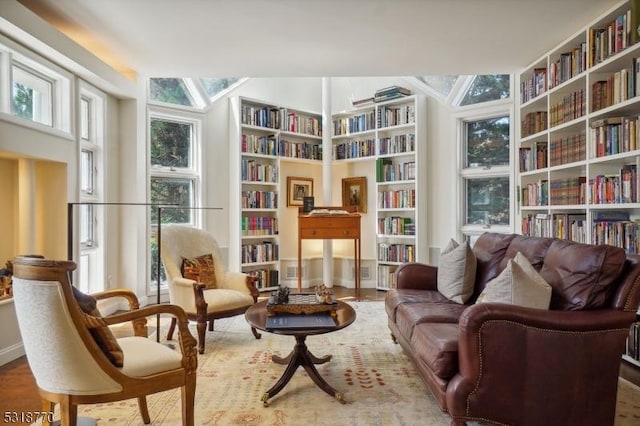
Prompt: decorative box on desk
<box><xmin>297</xmin><ymin>206</ymin><xmax>362</xmax><ymax>299</ymax></box>
<box><xmin>266</xmin><ymin>291</ymin><xmax>338</xmax><ymax>318</ymax></box>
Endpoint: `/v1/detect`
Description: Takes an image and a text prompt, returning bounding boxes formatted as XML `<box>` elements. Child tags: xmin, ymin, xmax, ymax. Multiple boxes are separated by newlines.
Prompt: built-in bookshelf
<box><xmin>333</xmin><ymin>95</ymin><xmax>427</xmax><ymax>290</ymax></box>
<box><xmin>517</xmin><ymin>0</ymin><xmax>640</xmax><ymax>371</ymax></box>
<box><xmin>230</xmin><ymin>97</ymin><xmax>323</xmax><ymax>292</ymax></box>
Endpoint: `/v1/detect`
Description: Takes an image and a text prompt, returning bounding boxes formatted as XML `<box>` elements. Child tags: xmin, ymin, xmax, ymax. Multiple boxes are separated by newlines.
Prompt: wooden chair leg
<box><xmin>167</xmin><ymin>317</ymin><xmax>177</xmax><ymax>340</ymax></box>
<box><xmin>196</xmin><ymin>319</ymin><xmax>206</xmax><ymax>354</ymax></box>
<box><xmin>208</xmin><ymin>320</ymin><xmax>214</xmax><ymax>332</ymax></box>
<box><xmin>59</xmin><ymin>395</ymin><xmax>77</xmax><ymax>426</ymax></box>
<box><xmin>138</xmin><ymin>396</ymin><xmax>151</xmax><ymax>424</ymax></box>
<box><xmin>182</xmin><ymin>374</ymin><xmax>196</xmax><ymax>426</ymax></box>
<box><xmin>251</xmin><ymin>326</ymin><xmax>261</xmax><ymax>339</ymax></box>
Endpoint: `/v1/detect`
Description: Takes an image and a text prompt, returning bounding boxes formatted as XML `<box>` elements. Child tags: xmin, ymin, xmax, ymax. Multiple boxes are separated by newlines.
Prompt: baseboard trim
<box><xmin>0</xmin><ymin>342</ymin><xmax>25</xmax><ymax>366</ymax></box>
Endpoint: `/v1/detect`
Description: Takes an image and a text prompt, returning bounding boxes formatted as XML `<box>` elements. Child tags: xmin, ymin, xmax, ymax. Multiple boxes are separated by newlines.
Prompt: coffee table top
<box><xmin>245</xmin><ymin>299</ymin><xmax>356</xmax><ymax>336</ymax></box>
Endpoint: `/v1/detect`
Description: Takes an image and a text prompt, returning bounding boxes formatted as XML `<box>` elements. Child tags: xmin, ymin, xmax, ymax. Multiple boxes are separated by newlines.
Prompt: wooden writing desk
<box><xmin>297</xmin><ymin>206</ymin><xmax>361</xmax><ymax>299</ymax></box>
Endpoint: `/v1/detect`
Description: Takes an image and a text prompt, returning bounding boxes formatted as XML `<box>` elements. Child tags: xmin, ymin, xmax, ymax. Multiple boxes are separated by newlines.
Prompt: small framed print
<box><xmin>341</xmin><ymin>176</ymin><xmax>367</xmax><ymax>213</ymax></box>
<box><xmin>287</xmin><ymin>176</ymin><xmax>314</xmax><ymax>207</ymax></box>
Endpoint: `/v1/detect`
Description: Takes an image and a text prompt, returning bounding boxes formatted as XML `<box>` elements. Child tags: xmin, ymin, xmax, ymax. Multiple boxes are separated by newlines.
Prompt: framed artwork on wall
<box><xmin>287</xmin><ymin>176</ymin><xmax>314</xmax><ymax>207</ymax></box>
<box><xmin>341</xmin><ymin>176</ymin><xmax>367</xmax><ymax>213</ymax></box>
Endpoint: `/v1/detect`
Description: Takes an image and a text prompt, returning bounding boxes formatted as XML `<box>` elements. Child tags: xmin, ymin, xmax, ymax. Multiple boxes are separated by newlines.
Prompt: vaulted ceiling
<box><xmin>17</xmin><ymin>0</ymin><xmax>620</xmax><ymax>80</ymax></box>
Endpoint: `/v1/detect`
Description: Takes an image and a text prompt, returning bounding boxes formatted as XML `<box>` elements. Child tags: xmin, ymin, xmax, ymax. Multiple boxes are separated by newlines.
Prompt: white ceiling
<box><xmin>17</xmin><ymin>0</ymin><xmax>621</xmax><ymax>79</ymax></box>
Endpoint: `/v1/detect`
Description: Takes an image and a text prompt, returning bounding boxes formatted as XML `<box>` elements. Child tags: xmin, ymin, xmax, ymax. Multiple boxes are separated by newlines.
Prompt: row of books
<box><xmin>333</xmin><ymin>139</ymin><xmax>375</xmax><ymax>160</ymax></box>
<box><xmin>521</xmin><ymin>180</ymin><xmax>549</xmax><ymax>207</ymax></box>
<box><xmin>550</xmin><ymin>133</ymin><xmax>586</xmax><ymax>167</ymax></box>
<box><xmin>592</xmin><ymin>61</ymin><xmax>640</xmax><ymax>112</ymax></box>
<box><xmin>520</xmin><ymin>68</ymin><xmax>547</xmax><ymax>104</ymax></box>
<box><xmin>241</xmin><ymin>242</ymin><xmax>278</xmax><ymax>264</ymax></box>
<box><xmin>333</xmin><ymin>111</ymin><xmax>376</xmax><ymax>136</ymax></box>
<box><xmin>377</xmin><ymin>265</ymin><xmax>398</xmax><ymax>290</ymax></box>
<box><xmin>246</xmin><ymin>268</ymin><xmax>279</xmax><ymax>291</ymax></box>
<box><xmin>242</xmin><ymin>135</ymin><xmax>323</xmax><ymax>160</ymax></box>
<box><xmin>241</xmin><ymin>191</ymin><xmax>278</xmax><ymax>209</ymax></box>
<box><xmin>240</xmin><ymin>216</ymin><xmax>278</xmax><ymax>236</ymax></box>
<box><xmin>589</xmin><ymin>7</ymin><xmax>635</xmax><ymax>67</ymax></box>
<box><xmin>241</xmin><ymin>159</ymin><xmax>278</xmax><ymax>182</ymax></box>
<box><xmin>241</xmin><ymin>105</ymin><xmax>322</xmax><ymax>137</ymax></box>
<box><xmin>377</xmin><ymin>216</ymin><xmax>415</xmax><ymax>236</ymax></box>
<box><xmin>591</xmin><ymin>166</ymin><xmax>638</xmax><ymax>204</ymax></box>
<box><xmin>375</xmin><ymin>158</ymin><xmax>416</xmax><ymax>182</ymax></box>
<box><xmin>350</xmin><ymin>86</ymin><xmax>412</xmax><ymax>107</ymax></box>
<box><xmin>521</xmin><ymin>213</ymin><xmax>586</xmax><ymax>242</ymax></box>
<box><xmin>549</xmin><ymin>177</ymin><xmax>586</xmax><ymax>205</ymax></box>
<box><xmin>377</xmin><ymin>104</ymin><xmax>415</xmax><ymax>128</ymax></box>
<box><xmin>627</xmin><ymin>321</ymin><xmax>640</xmax><ymax>361</ymax></box>
<box><xmin>378</xmin><ymin>134</ymin><xmax>415</xmax><ymax>155</ymax></box>
<box><xmin>377</xmin><ymin>243</ymin><xmax>415</xmax><ymax>263</ymax></box>
<box><xmin>549</xmin><ymin>88</ymin><xmax>585</xmax><ymax>128</ymax></box>
<box><xmin>377</xmin><ymin>189</ymin><xmax>416</xmax><ymax>209</ymax></box>
<box><xmin>519</xmin><ymin>141</ymin><xmax>548</xmax><ymax>172</ymax></box>
<box><xmin>590</xmin><ymin>115</ymin><xmax>639</xmax><ymax>157</ymax></box>
<box><xmin>521</xmin><ymin>111</ymin><xmax>548</xmax><ymax>138</ymax></box>
<box><xmin>548</xmin><ymin>43</ymin><xmax>588</xmax><ymax>89</ymax></box>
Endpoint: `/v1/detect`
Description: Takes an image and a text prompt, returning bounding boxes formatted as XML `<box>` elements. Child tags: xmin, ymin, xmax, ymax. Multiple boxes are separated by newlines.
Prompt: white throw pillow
<box><xmin>476</xmin><ymin>251</ymin><xmax>552</xmax><ymax>309</ymax></box>
<box><xmin>437</xmin><ymin>238</ymin><xmax>477</xmax><ymax>304</ymax></box>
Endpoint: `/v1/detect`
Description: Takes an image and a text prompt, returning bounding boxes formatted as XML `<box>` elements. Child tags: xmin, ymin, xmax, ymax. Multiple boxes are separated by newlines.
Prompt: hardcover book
<box><xmin>266</xmin><ymin>313</ymin><xmax>337</xmax><ymax>330</ymax></box>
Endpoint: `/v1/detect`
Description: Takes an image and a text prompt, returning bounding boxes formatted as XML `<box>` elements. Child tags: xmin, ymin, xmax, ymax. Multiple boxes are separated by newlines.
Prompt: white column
<box><xmin>322</xmin><ymin>77</ymin><xmax>333</xmax><ymax>287</ymax></box>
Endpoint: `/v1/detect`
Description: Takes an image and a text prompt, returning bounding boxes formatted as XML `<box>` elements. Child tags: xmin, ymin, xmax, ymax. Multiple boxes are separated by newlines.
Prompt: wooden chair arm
<box><xmin>90</xmin><ymin>288</ymin><xmax>145</xmax><ymax>335</ymax></box>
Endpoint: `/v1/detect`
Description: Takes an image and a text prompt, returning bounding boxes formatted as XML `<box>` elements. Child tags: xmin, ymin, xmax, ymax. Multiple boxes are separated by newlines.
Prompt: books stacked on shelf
<box><xmin>520</xmin><ymin>68</ymin><xmax>547</xmax><ymax>104</ymax></box>
<box><xmin>377</xmin><ymin>265</ymin><xmax>397</xmax><ymax>290</ymax></box>
<box><xmin>241</xmin><ymin>216</ymin><xmax>278</xmax><ymax>236</ymax></box>
<box><xmin>627</xmin><ymin>321</ymin><xmax>640</xmax><ymax>362</ymax></box>
<box><xmin>242</xmin><ymin>134</ymin><xmax>278</xmax><ymax>155</ymax></box>
<box><xmin>590</xmin><ymin>116</ymin><xmax>639</xmax><ymax>157</ymax></box>
<box><xmin>333</xmin><ymin>111</ymin><xmax>376</xmax><ymax>136</ymax></box>
<box><xmin>549</xmin><ymin>176</ymin><xmax>586</xmax><ymax>206</ymax></box>
<box><xmin>521</xmin><ymin>213</ymin><xmax>551</xmax><ymax>237</ymax></box>
<box><xmin>519</xmin><ymin>141</ymin><xmax>548</xmax><ymax>172</ymax></box>
<box><xmin>377</xmin><ymin>216</ymin><xmax>414</xmax><ymax>235</ymax></box>
<box><xmin>352</xmin><ymin>96</ymin><xmax>375</xmax><ymax>108</ymax></box>
<box><xmin>278</xmin><ymin>139</ymin><xmax>322</xmax><ymax>160</ymax></box>
<box><xmin>375</xmin><ymin>158</ymin><xmax>415</xmax><ymax>182</ymax></box>
<box><xmin>378</xmin><ymin>243</ymin><xmax>415</xmax><ymax>263</ymax></box>
<box><xmin>378</xmin><ymin>133</ymin><xmax>415</xmax><ymax>155</ymax></box>
<box><xmin>521</xmin><ymin>111</ymin><xmax>548</xmax><ymax>137</ymax></box>
<box><xmin>550</xmin><ymin>133</ymin><xmax>586</xmax><ymax>166</ymax></box>
<box><xmin>241</xmin><ymin>159</ymin><xmax>278</xmax><ymax>183</ymax></box>
<box><xmin>521</xmin><ymin>179</ymin><xmax>549</xmax><ymax>207</ymax></box>
<box><xmin>591</xmin><ymin>60</ymin><xmax>640</xmax><ymax>112</ymax></box>
<box><xmin>333</xmin><ymin>138</ymin><xmax>375</xmax><ymax>160</ymax></box>
<box><xmin>241</xmin><ymin>242</ymin><xmax>279</xmax><ymax>264</ymax></box>
<box><xmin>241</xmin><ymin>104</ymin><xmax>282</xmax><ymax>129</ymax></box>
<box><xmin>552</xmin><ymin>213</ymin><xmax>587</xmax><ymax>242</ymax></box>
<box><xmin>589</xmin><ymin>6</ymin><xmax>634</xmax><ymax>67</ymax></box>
<box><xmin>374</xmin><ymin>86</ymin><xmax>411</xmax><ymax>103</ymax></box>
<box><xmin>242</xmin><ymin>191</ymin><xmax>278</xmax><ymax>209</ymax></box>
<box><xmin>591</xmin><ymin>165</ymin><xmax>638</xmax><ymax>204</ymax></box>
<box><xmin>591</xmin><ymin>211</ymin><xmax>640</xmax><ymax>253</ymax></box>
<box><xmin>377</xmin><ymin>189</ymin><xmax>416</xmax><ymax>209</ymax></box>
<box><xmin>548</xmin><ymin>43</ymin><xmax>588</xmax><ymax>89</ymax></box>
<box><xmin>549</xmin><ymin>88</ymin><xmax>585</xmax><ymax>127</ymax></box>
<box><xmin>247</xmin><ymin>269</ymin><xmax>279</xmax><ymax>291</ymax></box>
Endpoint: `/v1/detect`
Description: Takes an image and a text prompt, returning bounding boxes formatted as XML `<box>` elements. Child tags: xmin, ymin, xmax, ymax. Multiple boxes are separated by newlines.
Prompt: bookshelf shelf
<box><xmin>518</xmin><ymin>0</ymin><xmax>640</xmax><ymax>376</ymax></box>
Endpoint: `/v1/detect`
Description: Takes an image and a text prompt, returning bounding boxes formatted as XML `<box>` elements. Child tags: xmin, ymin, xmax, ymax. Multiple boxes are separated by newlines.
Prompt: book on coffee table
<box><xmin>266</xmin><ymin>313</ymin><xmax>337</xmax><ymax>330</ymax></box>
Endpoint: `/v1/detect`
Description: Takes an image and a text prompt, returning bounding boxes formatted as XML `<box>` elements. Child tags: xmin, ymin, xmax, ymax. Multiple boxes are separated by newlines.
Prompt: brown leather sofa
<box><xmin>385</xmin><ymin>232</ymin><xmax>640</xmax><ymax>426</ymax></box>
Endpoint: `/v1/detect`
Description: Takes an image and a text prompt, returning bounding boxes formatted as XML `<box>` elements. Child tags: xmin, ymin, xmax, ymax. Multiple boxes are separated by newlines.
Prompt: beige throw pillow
<box><xmin>476</xmin><ymin>251</ymin><xmax>552</xmax><ymax>309</ymax></box>
<box><xmin>437</xmin><ymin>239</ymin><xmax>477</xmax><ymax>304</ymax></box>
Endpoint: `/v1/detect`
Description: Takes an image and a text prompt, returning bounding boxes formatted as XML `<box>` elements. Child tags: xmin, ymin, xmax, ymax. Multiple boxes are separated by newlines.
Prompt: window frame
<box><xmin>456</xmin><ymin>101</ymin><xmax>515</xmax><ymax>240</ymax></box>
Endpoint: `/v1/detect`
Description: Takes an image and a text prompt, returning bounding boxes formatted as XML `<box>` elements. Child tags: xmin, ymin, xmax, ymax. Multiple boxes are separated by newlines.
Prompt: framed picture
<box><xmin>341</xmin><ymin>176</ymin><xmax>367</xmax><ymax>213</ymax></box>
<box><xmin>287</xmin><ymin>176</ymin><xmax>314</xmax><ymax>207</ymax></box>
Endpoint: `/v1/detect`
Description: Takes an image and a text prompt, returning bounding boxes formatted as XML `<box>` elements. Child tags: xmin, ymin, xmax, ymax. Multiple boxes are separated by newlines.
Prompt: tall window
<box><xmin>149</xmin><ymin>111</ymin><xmax>201</xmax><ymax>283</ymax></box>
<box><xmin>78</xmin><ymin>86</ymin><xmax>106</xmax><ymax>293</ymax></box>
<box><xmin>457</xmin><ymin>75</ymin><xmax>513</xmax><ymax>242</ymax></box>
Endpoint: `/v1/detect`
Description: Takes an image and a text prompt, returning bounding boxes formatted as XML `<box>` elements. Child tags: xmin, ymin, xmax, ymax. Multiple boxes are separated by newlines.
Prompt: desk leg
<box><xmin>355</xmin><ymin>237</ymin><xmax>361</xmax><ymax>300</ymax></box>
<box><xmin>297</xmin><ymin>237</ymin><xmax>302</xmax><ymax>292</ymax></box>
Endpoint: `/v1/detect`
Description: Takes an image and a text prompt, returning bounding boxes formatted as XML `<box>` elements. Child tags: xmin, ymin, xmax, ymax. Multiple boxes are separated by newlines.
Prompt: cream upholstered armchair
<box><xmin>12</xmin><ymin>257</ymin><xmax>198</xmax><ymax>426</ymax></box>
<box><xmin>160</xmin><ymin>224</ymin><xmax>260</xmax><ymax>354</ymax></box>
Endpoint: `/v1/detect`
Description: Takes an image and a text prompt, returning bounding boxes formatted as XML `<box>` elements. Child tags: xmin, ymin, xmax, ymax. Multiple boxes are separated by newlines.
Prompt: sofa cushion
<box><xmin>540</xmin><ymin>240</ymin><xmax>626</xmax><ymax>310</ymax></box>
<box><xmin>395</xmin><ymin>301</ymin><xmax>466</xmax><ymax>341</ymax></box>
<box><xmin>477</xmin><ymin>252</ymin><xmax>552</xmax><ymax>309</ymax></box>
<box><xmin>501</xmin><ymin>235</ymin><xmax>554</xmax><ymax>272</ymax></box>
<box><xmin>438</xmin><ymin>239</ymin><xmax>477</xmax><ymax>304</ymax></box>
<box><xmin>181</xmin><ymin>253</ymin><xmax>217</xmax><ymax>289</ymax></box>
<box><xmin>385</xmin><ymin>289</ymin><xmax>452</xmax><ymax>321</ymax></box>
<box><xmin>472</xmin><ymin>232</ymin><xmax>518</xmax><ymax>298</ymax></box>
<box><xmin>411</xmin><ymin>323</ymin><xmax>459</xmax><ymax>380</ymax></box>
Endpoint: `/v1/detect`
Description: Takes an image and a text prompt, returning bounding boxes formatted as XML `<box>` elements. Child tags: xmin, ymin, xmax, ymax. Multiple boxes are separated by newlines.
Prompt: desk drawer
<box><xmin>299</xmin><ymin>228</ymin><xmax>358</xmax><ymax>239</ymax></box>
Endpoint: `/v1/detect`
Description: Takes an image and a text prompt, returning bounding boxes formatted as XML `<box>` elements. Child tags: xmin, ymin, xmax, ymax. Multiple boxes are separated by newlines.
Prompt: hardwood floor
<box><xmin>0</xmin><ymin>286</ymin><xmax>385</xmax><ymax>424</ymax></box>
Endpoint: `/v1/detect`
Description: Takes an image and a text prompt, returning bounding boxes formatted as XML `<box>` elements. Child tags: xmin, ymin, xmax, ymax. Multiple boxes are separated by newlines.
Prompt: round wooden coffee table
<box><xmin>245</xmin><ymin>299</ymin><xmax>356</xmax><ymax>406</ymax></box>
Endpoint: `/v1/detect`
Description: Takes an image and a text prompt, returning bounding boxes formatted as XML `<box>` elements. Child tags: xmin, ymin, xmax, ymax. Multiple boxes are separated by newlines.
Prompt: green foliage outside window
<box><xmin>12</xmin><ymin>83</ymin><xmax>33</xmax><ymax>120</ymax></box>
<box><xmin>150</xmin><ymin>178</ymin><xmax>193</xmax><ymax>224</ymax></box>
<box><xmin>467</xmin><ymin>177</ymin><xmax>510</xmax><ymax>226</ymax></box>
<box><xmin>200</xmin><ymin>77</ymin><xmax>240</xmax><ymax>98</ymax></box>
<box><xmin>149</xmin><ymin>78</ymin><xmax>192</xmax><ymax>106</ymax></box>
<box><xmin>460</xmin><ymin>75</ymin><xmax>510</xmax><ymax>106</ymax></box>
<box><xmin>466</xmin><ymin>116</ymin><xmax>509</xmax><ymax>167</ymax></box>
<box><xmin>150</xmin><ymin>119</ymin><xmax>192</xmax><ymax>168</ymax></box>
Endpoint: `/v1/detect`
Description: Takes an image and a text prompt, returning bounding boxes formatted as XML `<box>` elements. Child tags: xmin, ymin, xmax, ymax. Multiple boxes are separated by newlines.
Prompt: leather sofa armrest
<box><xmin>395</xmin><ymin>262</ymin><xmax>438</xmax><ymax>290</ymax></box>
<box><xmin>446</xmin><ymin>302</ymin><xmax>636</xmax><ymax>423</ymax></box>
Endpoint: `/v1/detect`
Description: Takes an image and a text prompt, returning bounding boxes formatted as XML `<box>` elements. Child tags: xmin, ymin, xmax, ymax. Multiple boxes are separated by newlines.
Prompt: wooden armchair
<box><xmin>160</xmin><ymin>224</ymin><xmax>260</xmax><ymax>354</ymax></box>
<box><xmin>12</xmin><ymin>257</ymin><xmax>198</xmax><ymax>426</ymax></box>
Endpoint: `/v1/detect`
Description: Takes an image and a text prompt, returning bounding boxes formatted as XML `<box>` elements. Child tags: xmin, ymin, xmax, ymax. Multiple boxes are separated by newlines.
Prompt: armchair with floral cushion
<box><xmin>160</xmin><ymin>224</ymin><xmax>260</xmax><ymax>354</ymax></box>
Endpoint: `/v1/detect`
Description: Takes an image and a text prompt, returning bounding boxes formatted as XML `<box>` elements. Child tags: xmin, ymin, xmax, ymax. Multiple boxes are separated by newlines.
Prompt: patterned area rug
<box><xmin>43</xmin><ymin>302</ymin><xmax>640</xmax><ymax>425</ymax></box>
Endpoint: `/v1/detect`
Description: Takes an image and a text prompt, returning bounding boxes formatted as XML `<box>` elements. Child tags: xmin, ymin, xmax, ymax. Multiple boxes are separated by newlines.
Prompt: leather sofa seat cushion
<box><xmin>411</xmin><ymin>323</ymin><xmax>459</xmax><ymax>380</ymax></box>
<box><xmin>540</xmin><ymin>239</ymin><xmax>626</xmax><ymax>310</ymax></box>
<box><xmin>395</xmin><ymin>301</ymin><xmax>466</xmax><ymax>341</ymax></box>
<box><xmin>385</xmin><ymin>289</ymin><xmax>452</xmax><ymax>321</ymax></box>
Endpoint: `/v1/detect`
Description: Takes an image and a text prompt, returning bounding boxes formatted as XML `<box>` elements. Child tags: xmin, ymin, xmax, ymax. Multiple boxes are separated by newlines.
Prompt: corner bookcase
<box><xmin>229</xmin><ymin>96</ymin><xmax>323</xmax><ymax>292</ymax></box>
<box><xmin>517</xmin><ymin>0</ymin><xmax>640</xmax><ymax>370</ymax></box>
<box><xmin>331</xmin><ymin>95</ymin><xmax>428</xmax><ymax>290</ymax></box>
